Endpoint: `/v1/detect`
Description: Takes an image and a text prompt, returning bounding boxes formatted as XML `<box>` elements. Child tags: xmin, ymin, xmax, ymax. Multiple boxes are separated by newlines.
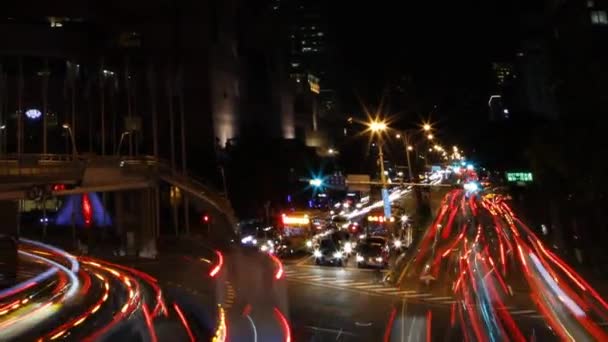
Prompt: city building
<box><xmin>545</xmin><ymin>0</ymin><xmax>608</xmax><ymax>120</ymax></box>
<box><xmin>0</xmin><ymin>0</ymin><xmax>255</xmax><ymax>177</ymax></box>
<box><xmin>489</xmin><ymin>62</ymin><xmax>516</xmax><ymax>121</ymax></box>
<box><xmin>272</xmin><ymin>0</ymin><xmax>338</xmax><ymax>149</ymax></box>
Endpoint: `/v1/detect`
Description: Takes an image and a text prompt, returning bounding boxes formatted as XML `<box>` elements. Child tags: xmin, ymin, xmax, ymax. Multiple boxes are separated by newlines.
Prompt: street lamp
<box><xmin>395</xmin><ymin>130</ymin><xmax>415</xmax><ymax>183</ymax></box>
<box><xmin>369</xmin><ymin>121</ymin><xmax>387</xmax><ymax>132</ymax></box>
<box><xmin>427</xmin><ymin>134</ymin><xmax>434</xmax><ymax>140</ymax></box>
<box><xmin>62</xmin><ymin>124</ymin><xmax>78</xmax><ymax>158</ymax></box>
<box><xmin>116</xmin><ymin>131</ymin><xmax>131</xmax><ymax>156</ymax></box>
<box><xmin>367</xmin><ymin>120</ymin><xmax>390</xmax><ymax>218</ymax></box>
<box><xmin>423</xmin><ymin>123</ymin><xmax>432</xmax><ymax>132</ymax></box>
<box><xmin>0</xmin><ymin>124</ymin><xmax>5</xmax><ymax>156</ymax></box>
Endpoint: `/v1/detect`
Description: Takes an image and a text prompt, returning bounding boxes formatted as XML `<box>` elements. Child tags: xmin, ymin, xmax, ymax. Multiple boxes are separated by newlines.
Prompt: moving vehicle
<box><xmin>313</xmin><ymin>238</ymin><xmax>345</xmax><ymax>267</ymax></box>
<box><xmin>356</xmin><ymin>241</ymin><xmax>389</xmax><ymax>268</ymax></box>
<box><xmin>278</xmin><ymin>212</ymin><xmax>315</xmax><ymax>252</ymax></box>
<box><xmin>331</xmin><ymin>230</ymin><xmax>354</xmax><ymax>256</ymax></box>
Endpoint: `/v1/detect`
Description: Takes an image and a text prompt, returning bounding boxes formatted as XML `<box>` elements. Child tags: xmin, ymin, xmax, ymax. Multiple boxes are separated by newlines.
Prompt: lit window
<box><xmin>591</xmin><ymin>10</ymin><xmax>608</xmax><ymax>25</ymax></box>
<box><xmin>318</xmin><ymin>32</ymin><xmax>324</xmax><ymax>36</ymax></box>
<box><xmin>302</xmin><ymin>47</ymin><xmax>312</xmax><ymax>52</ymax></box>
<box><xmin>587</xmin><ymin>0</ymin><xmax>595</xmax><ymax>8</ymax></box>
<box><xmin>291</xmin><ymin>62</ymin><xmax>300</xmax><ymax>68</ymax></box>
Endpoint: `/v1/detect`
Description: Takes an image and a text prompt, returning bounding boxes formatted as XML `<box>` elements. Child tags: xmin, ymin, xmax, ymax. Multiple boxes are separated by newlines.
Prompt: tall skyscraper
<box><xmin>273</xmin><ymin>0</ymin><xmax>336</xmax><ymax>147</ymax></box>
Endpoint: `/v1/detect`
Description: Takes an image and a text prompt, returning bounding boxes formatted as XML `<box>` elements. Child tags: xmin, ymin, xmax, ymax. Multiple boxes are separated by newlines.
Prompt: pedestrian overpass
<box><xmin>0</xmin><ymin>154</ymin><xmax>237</xmax><ymax>255</ymax></box>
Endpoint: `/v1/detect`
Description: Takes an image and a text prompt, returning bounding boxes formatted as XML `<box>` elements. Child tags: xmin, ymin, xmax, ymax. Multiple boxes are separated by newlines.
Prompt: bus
<box><xmin>277</xmin><ymin>211</ymin><xmax>318</xmax><ymax>252</ymax></box>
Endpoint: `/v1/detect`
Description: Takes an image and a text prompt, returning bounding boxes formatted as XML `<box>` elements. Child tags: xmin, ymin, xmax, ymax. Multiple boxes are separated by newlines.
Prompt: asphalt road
<box><xmin>7</xmin><ymin>186</ymin><xmax>608</xmax><ymax>342</ymax></box>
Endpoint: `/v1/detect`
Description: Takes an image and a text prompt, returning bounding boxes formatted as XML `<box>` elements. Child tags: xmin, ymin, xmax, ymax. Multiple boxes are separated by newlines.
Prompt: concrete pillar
<box><xmin>114</xmin><ymin>191</ymin><xmax>127</xmax><ymax>255</ymax></box>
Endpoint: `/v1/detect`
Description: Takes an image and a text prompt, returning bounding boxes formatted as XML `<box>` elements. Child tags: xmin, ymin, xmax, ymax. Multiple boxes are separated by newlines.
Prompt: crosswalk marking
<box><xmin>297</xmin><ymin>275</ymin><xmax>324</xmax><ymax>280</ymax></box>
<box><xmin>340</xmin><ymin>281</ymin><xmax>370</xmax><ymax>287</ymax></box>
<box><xmin>354</xmin><ymin>284</ymin><xmax>386</xmax><ymax>289</ymax></box>
<box><xmin>402</xmin><ymin>293</ymin><xmax>432</xmax><ymax>298</ymax></box>
<box><xmin>392</xmin><ymin>290</ymin><xmax>417</xmax><ymax>295</ymax></box>
<box><xmin>332</xmin><ymin>279</ymin><xmax>357</xmax><ymax>284</ymax></box>
<box><xmin>372</xmin><ymin>287</ymin><xmax>401</xmax><ymax>293</ymax></box>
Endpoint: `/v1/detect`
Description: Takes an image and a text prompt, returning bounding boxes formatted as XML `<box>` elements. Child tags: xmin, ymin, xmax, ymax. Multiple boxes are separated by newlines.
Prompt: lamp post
<box><xmin>0</xmin><ymin>124</ymin><xmax>5</xmax><ymax>157</ymax></box>
<box><xmin>369</xmin><ymin>120</ymin><xmax>390</xmax><ymax>219</ymax></box>
<box><xmin>395</xmin><ymin>131</ymin><xmax>415</xmax><ymax>182</ymax></box>
<box><xmin>116</xmin><ymin>131</ymin><xmax>130</xmax><ymax>156</ymax></box>
<box><xmin>62</xmin><ymin>124</ymin><xmax>77</xmax><ymax>159</ymax></box>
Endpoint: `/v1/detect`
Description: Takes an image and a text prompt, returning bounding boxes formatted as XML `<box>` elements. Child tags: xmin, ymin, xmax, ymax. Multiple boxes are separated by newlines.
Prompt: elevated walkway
<box><xmin>0</xmin><ymin>154</ymin><xmax>237</xmax><ymax>227</ymax></box>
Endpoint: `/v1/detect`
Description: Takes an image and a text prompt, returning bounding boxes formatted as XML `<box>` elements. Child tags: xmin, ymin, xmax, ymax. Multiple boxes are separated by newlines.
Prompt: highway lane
<box><xmin>394</xmin><ymin>188</ymin><xmax>608</xmax><ymax>340</ymax></box>
<box><xmin>0</xmin><ymin>239</ymin><xmax>225</xmax><ymax>341</ymax></box>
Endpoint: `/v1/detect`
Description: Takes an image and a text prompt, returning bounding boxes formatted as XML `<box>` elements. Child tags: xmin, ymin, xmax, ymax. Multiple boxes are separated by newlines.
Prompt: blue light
<box><xmin>466</xmin><ymin>164</ymin><xmax>474</xmax><ymax>171</ymax></box>
<box><xmin>309</xmin><ymin>178</ymin><xmax>323</xmax><ymax>187</ymax></box>
<box><xmin>463</xmin><ymin>182</ymin><xmax>479</xmax><ymax>192</ymax></box>
<box><xmin>55</xmin><ymin>193</ymin><xmax>112</xmax><ymax>227</ymax></box>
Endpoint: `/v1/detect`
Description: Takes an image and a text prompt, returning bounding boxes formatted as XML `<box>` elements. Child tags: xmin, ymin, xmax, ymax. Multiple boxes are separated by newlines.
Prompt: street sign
<box><xmin>506</xmin><ymin>172</ymin><xmax>533</xmax><ymax>183</ymax></box>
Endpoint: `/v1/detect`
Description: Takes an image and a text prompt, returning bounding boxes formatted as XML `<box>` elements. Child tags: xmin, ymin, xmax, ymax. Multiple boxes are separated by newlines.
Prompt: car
<box><xmin>313</xmin><ymin>238</ymin><xmax>345</xmax><ymax>266</ymax></box>
<box><xmin>356</xmin><ymin>242</ymin><xmax>389</xmax><ymax>268</ymax></box>
<box><xmin>331</xmin><ymin>230</ymin><xmax>354</xmax><ymax>256</ymax></box>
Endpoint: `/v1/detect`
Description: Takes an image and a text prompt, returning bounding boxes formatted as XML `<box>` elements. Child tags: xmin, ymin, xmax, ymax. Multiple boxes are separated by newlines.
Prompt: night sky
<box><xmin>327</xmin><ymin>1</ymin><xmax>540</xmax><ymax>121</ymax></box>
<box><xmin>323</xmin><ymin>0</ymin><xmax>545</xmax><ymax>153</ymax></box>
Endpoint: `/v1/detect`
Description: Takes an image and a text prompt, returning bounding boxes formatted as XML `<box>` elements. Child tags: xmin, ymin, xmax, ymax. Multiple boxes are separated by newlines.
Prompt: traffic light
<box><xmin>201</xmin><ymin>214</ymin><xmax>210</xmax><ymax>223</ymax></box>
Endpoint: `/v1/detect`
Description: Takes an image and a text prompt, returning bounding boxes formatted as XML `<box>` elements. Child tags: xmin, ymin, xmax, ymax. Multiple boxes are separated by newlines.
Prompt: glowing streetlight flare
<box><xmin>427</xmin><ymin>134</ymin><xmax>434</xmax><ymax>140</ymax></box>
<box><xmin>423</xmin><ymin>123</ymin><xmax>431</xmax><ymax>131</ymax></box>
<box><xmin>369</xmin><ymin>121</ymin><xmax>387</xmax><ymax>132</ymax></box>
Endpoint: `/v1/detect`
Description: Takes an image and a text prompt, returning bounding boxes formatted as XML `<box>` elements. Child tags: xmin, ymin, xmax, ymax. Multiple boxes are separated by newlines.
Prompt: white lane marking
<box><xmin>402</xmin><ymin>293</ymin><xmax>432</xmax><ymax>298</ymax></box>
<box><xmin>372</xmin><ymin>287</ymin><xmax>401</xmax><ymax>293</ymax></box>
<box><xmin>392</xmin><ymin>290</ymin><xmax>417</xmax><ymax>295</ymax></box>
<box><xmin>354</xmin><ymin>284</ymin><xmax>386</xmax><ymax>290</ymax></box>
<box><xmin>305</xmin><ymin>326</ymin><xmax>357</xmax><ymax>337</ymax></box>
<box><xmin>509</xmin><ymin>309</ymin><xmax>537</xmax><ymax>315</ymax></box>
<box><xmin>341</xmin><ymin>282</ymin><xmax>371</xmax><ymax>287</ymax></box>
<box><xmin>355</xmin><ymin>322</ymin><xmax>372</xmax><ymax>327</ymax></box>
<box><xmin>296</xmin><ymin>275</ymin><xmax>325</xmax><ymax>280</ymax></box>
<box><xmin>245</xmin><ymin>315</ymin><xmax>258</xmax><ymax>342</ymax></box>
<box><xmin>425</xmin><ymin>296</ymin><xmax>453</xmax><ymax>301</ymax></box>
<box><xmin>331</xmin><ymin>279</ymin><xmax>357</xmax><ymax>284</ymax></box>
